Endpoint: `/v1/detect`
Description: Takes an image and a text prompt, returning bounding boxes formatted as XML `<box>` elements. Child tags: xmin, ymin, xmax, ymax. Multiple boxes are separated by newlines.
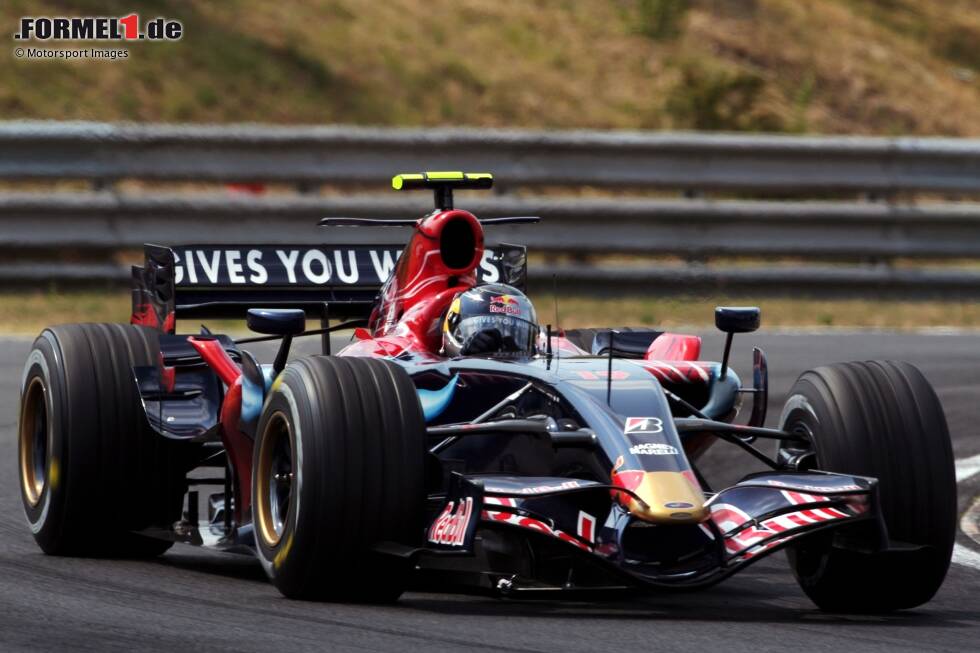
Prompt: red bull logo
<box><xmin>427</xmin><ymin>497</ymin><xmax>473</xmax><ymax>547</ymax></box>
<box><xmin>489</xmin><ymin>294</ymin><xmax>521</xmax><ymax>315</ymax></box>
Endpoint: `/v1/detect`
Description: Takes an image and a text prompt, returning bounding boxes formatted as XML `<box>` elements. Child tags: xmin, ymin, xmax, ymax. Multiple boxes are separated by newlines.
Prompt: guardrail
<box><xmin>1</xmin><ymin>121</ymin><xmax>979</xmax><ymax>297</ymax></box>
<box><xmin>2</xmin><ymin>121</ymin><xmax>979</xmax><ymax>193</ymax></box>
<box><xmin>3</xmin><ymin>193</ymin><xmax>980</xmax><ymax>260</ymax></box>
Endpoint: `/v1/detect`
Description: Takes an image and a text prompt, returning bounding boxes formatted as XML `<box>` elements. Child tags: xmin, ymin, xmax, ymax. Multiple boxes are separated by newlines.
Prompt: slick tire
<box><xmin>778</xmin><ymin>361</ymin><xmax>956</xmax><ymax>612</ymax></box>
<box><xmin>19</xmin><ymin>324</ymin><xmax>189</xmax><ymax>557</ymax></box>
<box><xmin>252</xmin><ymin>356</ymin><xmax>426</xmax><ymax>602</ymax></box>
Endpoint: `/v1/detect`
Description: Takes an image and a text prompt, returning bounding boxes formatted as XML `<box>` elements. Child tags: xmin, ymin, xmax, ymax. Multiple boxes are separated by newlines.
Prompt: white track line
<box><xmin>952</xmin><ymin>543</ymin><xmax>980</xmax><ymax>571</ymax></box>
<box><xmin>953</xmin><ymin>454</ymin><xmax>980</xmax><ymax>571</ymax></box>
<box><xmin>956</xmin><ymin>453</ymin><xmax>980</xmax><ymax>483</ymax></box>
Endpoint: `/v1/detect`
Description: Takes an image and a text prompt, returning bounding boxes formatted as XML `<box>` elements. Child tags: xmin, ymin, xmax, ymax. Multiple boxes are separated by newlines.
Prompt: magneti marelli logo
<box><xmin>14</xmin><ymin>14</ymin><xmax>182</xmax><ymax>41</ymax></box>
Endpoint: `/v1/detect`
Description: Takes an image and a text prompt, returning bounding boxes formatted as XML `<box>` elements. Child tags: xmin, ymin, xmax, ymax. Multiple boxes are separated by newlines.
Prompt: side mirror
<box><xmin>247</xmin><ymin>309</ymin><xmax>306</xmax><ymax>374</ymax></box>
<box><xmin>714</xmin><ymin>307</ymin><xmax>760</xmax><ymax>380</ymax></box>
<box><xmin>246</xmin><ymin>308</ymin><xmax>306</xmax><ymax>336</ymax></box>
<box><xmin>715</xmin><ymin>306</ymin><xmax>760</xmax><ymax>334</ymax></box>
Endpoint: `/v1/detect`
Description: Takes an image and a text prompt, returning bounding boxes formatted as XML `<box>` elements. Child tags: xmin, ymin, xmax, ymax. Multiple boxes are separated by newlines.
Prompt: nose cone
<box><xmin>614</xmin><ymin>471</ymin><xmax>708</xmax><ymax>524</ymax></box>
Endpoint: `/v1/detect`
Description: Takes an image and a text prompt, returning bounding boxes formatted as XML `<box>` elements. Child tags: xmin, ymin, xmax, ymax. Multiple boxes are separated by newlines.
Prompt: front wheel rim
<box><xmin>19</xmin><ymin>377</ymin><xmax>49</xmax><ymax>507</ymax></box>
<box><xmin>256</xmin><ymin>411</ymin><xmax>293</xmax><ymax>547</ymax></box>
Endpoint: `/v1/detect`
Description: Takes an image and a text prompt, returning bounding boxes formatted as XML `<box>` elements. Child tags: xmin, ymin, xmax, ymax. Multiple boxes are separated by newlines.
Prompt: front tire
<box><xmin>252</xmin><ymin>356</ymin><xmax>426</xmax><ymax>602</ymax></box>
<box><xmin>779</xmin><ymin>360</ymin><xmax>956</xmax><ymax>612</ymax></box>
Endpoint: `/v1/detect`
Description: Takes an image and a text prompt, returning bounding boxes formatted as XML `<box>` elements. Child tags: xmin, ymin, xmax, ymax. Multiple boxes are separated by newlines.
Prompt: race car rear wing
<box><xmin>131</xmin><ymin>242</ymin><xmax>527</xmax><ymax>333</ymax></box>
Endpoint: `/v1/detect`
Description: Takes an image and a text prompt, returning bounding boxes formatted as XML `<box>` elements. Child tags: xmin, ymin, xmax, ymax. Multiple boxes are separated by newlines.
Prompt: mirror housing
<box><xmin>246</xmin><ymin>308</ymin><xmax>306</xmax><ymax>336</ymax></box>
<box><xmin>715</xmin><ymin>306</ymin><xmax>760</xmax><ymax>334</ymax></box>
<box><xmin>714</xmin><ymin>307</ymin><xmax>760</xmax><ymax>380</ymax></box>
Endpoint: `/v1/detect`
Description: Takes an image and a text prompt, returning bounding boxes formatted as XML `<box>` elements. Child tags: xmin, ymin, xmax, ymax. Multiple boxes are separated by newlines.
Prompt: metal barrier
<box><xmin>2</xmin><ymin>193</ymin><xmax>980</xmax><ymax>260</ymax></box>
<box><xmin>2</xmin><ymin>121</ymin><xmax>979</xmax><ymax>193</ymax></box>
<box><xmin>1</xmin><ymin>121</ymin><xmax>979</xmax><ymax>296</ymax></box>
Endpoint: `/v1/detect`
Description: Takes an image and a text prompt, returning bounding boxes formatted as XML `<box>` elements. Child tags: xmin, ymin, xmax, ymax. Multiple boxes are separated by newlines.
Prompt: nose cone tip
<box><xmin>625</xmin><ymin>471</ymin><xmax>708</xmax><ymax>524</ymax></box>
<box><xmin>627</xmin><ymin>500</ymin><xmax>709</xmax><ymax>524</ymax></box>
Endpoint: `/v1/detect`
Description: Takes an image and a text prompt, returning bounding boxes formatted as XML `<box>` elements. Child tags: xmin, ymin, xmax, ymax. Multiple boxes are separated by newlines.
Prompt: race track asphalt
<box><xmin>0</xmin><ymin>330</ymin><xmax>977</xmax><ymax>652</ymax></box>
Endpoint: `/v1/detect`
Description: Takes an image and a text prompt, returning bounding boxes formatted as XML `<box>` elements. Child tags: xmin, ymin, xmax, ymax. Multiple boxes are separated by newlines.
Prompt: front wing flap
<box><xmin>703</xmin><ymin>471</ymin><xmax>880</xmax><ymax>567</ymax></box>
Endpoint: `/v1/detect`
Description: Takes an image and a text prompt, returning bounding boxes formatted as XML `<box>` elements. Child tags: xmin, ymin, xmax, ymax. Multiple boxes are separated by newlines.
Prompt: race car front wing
<box><xmin>420</xmin><ymin>470</ymin><xmax>882</xmax><ymax>591</ymax></box>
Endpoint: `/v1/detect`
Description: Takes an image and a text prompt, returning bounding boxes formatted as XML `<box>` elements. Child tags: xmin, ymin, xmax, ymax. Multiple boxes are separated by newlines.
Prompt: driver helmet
<box><xmin>441</xmin><ymin>283</ymin><xmax>538</xmax><ymax>358</ymax></box>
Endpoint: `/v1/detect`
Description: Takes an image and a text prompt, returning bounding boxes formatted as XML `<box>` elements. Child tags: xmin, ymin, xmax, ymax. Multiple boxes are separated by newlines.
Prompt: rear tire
<box><xmin>778</xmin><ymin>360</ymin><xmax>956</xmax><ymax>612</ymax></box>
<box><xmin>252</xmin><ymin>356</ymin><xmax>426</xmax><ymax>602</ymax></box>
<box><xmin>19</xmin><ymin>324</ymin><xmax>189</xmax><ymax>557</ymax></box>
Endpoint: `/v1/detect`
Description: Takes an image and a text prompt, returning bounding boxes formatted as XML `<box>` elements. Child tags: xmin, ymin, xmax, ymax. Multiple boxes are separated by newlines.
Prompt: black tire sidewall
<box><xmin>252</xmin><ymin>381</ymin><xmax>307</xmax><ymax>584</ymax></box>
<box><xmin>19</xmin><ymin>332</ymin><xmax>69</xmax><ymax>550</ymax></box>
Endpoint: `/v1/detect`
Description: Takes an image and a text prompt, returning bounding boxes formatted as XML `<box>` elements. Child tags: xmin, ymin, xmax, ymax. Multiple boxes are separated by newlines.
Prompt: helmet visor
<box><xmin>454</xmin><ymin>314</ymin><xmax>538</xmax><ymax>357</ymax></box>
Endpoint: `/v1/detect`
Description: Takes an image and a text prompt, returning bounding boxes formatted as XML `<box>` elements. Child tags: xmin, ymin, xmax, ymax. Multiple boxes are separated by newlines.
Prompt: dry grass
<box><xmin>537</xmin><ymin>294</ymin><xmax>980</xmax><ymax>330</ymax></box>
<box><xmin>0</xmin><ymin>0</ymin><xmax>976</xmax><ymax>135</ymax></box>
<box><xmin>0</xmin><ymin>291</ymin><xmax>129</xmax><ymax>336</ymax></box>
<box><xmin>3</xmin><ymin>289</ymin><xmax>980</xmax><ymax>336</ymax></box>
<box><xmin>0</xmin><ymin>291</ymin><xmax>248</xmax><ymax>336</ymax></box>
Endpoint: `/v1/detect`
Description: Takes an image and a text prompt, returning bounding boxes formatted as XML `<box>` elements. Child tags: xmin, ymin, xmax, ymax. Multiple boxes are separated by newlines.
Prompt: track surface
<box><xmin>1</xmin><ymin>331</ymin><xmax>978</xmax><ymax>652</ymax></box>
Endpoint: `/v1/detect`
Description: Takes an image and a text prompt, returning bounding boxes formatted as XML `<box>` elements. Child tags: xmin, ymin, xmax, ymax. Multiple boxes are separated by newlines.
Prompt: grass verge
<box><xmin>1</xmin><ymin>1</ymin><xmax>977</xmax><ymax>136</ymax></box>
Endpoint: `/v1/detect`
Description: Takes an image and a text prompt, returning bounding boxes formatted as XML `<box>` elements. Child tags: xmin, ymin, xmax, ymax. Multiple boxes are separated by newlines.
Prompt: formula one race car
<box><xmin>18</xmin><ymin>172</ymin><xmax>957</xmax><ymax>612</ymax></box>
